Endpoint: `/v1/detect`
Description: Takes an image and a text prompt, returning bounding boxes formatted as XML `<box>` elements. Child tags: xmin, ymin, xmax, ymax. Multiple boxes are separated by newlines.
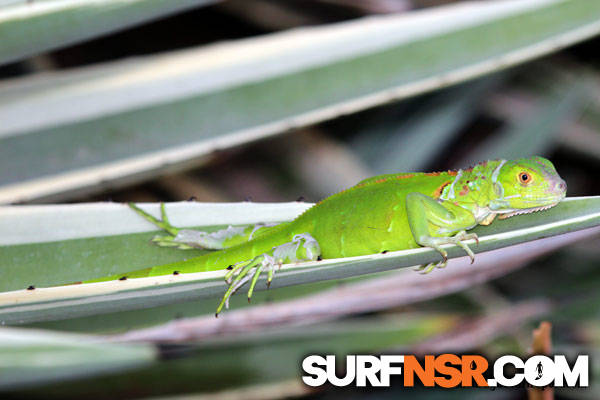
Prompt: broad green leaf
<box><xmin>0</xmin><ymin>0</ymin><xmax>218</xmax><ymax>66</ymax></box>
<box><xmin>2</xmin><ymin>315</ymin><xmax>449</xmax><ymax>393</ymax></box>
<box><xmin>5</xmin><ymin>302</ymin><xmax>547</xmax><ymax>394</ymax></box>
<box><xmin>28</xmin><ymin>225</ymin><xmax>588</xmax><ymax>334</ymax></box>
<box><xmin>0</xmin><ymin>326</ymin><xmax>155</xmax><ymax>390</ymax></box>
<box><xmin>0</xmin><ymin>196</ymin><xmax>599</xmax><ymax>324</ymax></box>
<box><xmin>0</xmin><ymin>201</ymin><xmax>311</xmax><ymax>290</ymax></box>
<box><xmin>2</xmin><ymin>0</ymin><xmax>600</xmax><ymax>203</ymax></box>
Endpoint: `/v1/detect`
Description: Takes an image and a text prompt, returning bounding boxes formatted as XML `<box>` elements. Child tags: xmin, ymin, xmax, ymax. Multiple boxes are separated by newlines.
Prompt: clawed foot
<box><xmin>414</xmin><ymin>259</ymin><xmax>447</xmax><ymax>274</ymax></box>
<box><xmin>130</xmin><ymin>202</ymin><xmax>178</xmax><ymax>235</ymax></box>
<box><xmin>216</xmin><ymin>254</ymin><xmax>278</xmax><ymax>316</ymax></box>
<box><xmin>215</xmin><ymin>233</ymin><xmax>321</xmax><ymax>316</ymax></box>
<box><xmin>129</xmin><ymin>202</ymin><xmax>194</xmax><ymax>248</ymax></box>
<box><xmin>414</xmin><ymin>231</ymin><xmax>479</xmax><ymax>274</ymax></box>
<box><xmin>130</xmin><ymin>202</ymin><xmax>219</xmax><ymax>250</ymax></box>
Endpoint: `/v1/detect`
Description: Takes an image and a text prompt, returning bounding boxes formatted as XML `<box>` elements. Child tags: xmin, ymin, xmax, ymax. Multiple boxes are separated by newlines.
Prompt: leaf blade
<box><xmin>0</xmin><ymin>0</ymin><xmax>218</xmax><ymax>66</ymax></box>
<box><xmin>2</xmin><ymin>0</ymin><xmax>600</xmax><ymax>202</ymax></box>
<box><xmin>1</xmin><ymin>196</ymin><xmax>599</xmax><ymax>324</ymax></box>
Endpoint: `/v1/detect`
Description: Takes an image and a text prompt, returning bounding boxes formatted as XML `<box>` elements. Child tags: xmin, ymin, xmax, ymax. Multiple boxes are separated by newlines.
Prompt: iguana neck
<box><xmin>439</xmin><ymin>160</ymin><xmax>503</xmax><ymax>209</ymax></box>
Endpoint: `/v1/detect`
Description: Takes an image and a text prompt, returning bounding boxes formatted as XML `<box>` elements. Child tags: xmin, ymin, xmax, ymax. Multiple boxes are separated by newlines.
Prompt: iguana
<box><xmin>88</xmin><ymin>156</ymin><xmax>567</xmax><ymax>315</ymax></box>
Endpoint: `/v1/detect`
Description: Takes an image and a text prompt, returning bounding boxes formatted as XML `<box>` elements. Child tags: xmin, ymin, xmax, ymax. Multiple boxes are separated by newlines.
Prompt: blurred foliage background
<box><xmin>1</xmin><ymin>0</ymin><xmax>600</xmax><ymax>399</ymax></box>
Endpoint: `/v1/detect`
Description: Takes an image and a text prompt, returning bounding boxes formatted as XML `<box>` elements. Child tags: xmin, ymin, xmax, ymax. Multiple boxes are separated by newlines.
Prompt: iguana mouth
<box><xmin>497</xmin><ymin>202</ymin><xmax>559</xmax><ymax>220</ymax></box>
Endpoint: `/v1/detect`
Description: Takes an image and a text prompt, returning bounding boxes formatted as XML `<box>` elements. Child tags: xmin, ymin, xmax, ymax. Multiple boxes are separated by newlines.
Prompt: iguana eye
<box><xmin>519</xmin><ymin>172</ymin><xmax>531</xmax><ymax>185</ymax></box>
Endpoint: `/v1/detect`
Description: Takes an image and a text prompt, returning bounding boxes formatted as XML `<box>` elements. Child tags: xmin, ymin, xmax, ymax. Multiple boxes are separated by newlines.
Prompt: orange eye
<box><xmin>519</xmin><ymin>172</ymin><xmax>531</xmax><ymax>184</ymax></box>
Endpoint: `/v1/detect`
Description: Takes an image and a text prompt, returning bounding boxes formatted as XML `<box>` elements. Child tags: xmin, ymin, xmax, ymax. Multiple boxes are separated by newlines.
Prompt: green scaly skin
<box><xmin>85</xmin><ymin>156</ymin><xmax>567</xmax><ymax>315</ymax></box>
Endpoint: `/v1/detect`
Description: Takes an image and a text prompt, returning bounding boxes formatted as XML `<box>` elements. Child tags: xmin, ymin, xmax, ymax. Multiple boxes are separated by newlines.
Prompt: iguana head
<box><xmin>489</xmin><ymin>156</ymin><xmax>566</xmax><ymax>218</ymax></box>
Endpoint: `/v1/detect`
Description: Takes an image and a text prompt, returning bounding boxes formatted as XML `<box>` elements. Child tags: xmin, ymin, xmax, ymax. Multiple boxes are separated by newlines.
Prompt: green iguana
<box><xmin>88</xmin><ymin>156</ymin><xmax>567</xmax><ymax>315</ymax></box>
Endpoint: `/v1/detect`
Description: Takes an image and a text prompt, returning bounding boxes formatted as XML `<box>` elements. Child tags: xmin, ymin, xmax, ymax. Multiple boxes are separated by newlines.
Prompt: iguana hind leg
<box><xmin>129</xmin><ymin>203</ymin><xmax>280</xmax><ymax>250</ymax></box>
<box><xmin>216</xmin><ymin>233</ymin><xmax>321</xmax><ymax>315</ymax></box>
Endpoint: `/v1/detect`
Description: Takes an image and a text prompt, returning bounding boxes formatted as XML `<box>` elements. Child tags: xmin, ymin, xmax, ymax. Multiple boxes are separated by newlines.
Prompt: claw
<box><xmin>413</xmin><ymin>264</ymin><xmax>426</xmax><ymax>272</ymax></box>
<box><xmin>456</xmin><ymin>231</ymin><xmax>478</xmax><ymax>247</ymax></box>
<box><xmin>217</xmin><ymin>260</ymin><xmax>258</xmax><ymax>314</ymax></box>
<box><xmin>267</xmin><ymin>264</ymin><xmax>275</xmax><ymax>287</ymax></box>
<box><xmin>217</xmin><ymin>255</ymin><xmax>275</xmax><ymax>315</ymax></box>
<box><xmin>215</xmin><ymin>233</ymin><xmax>321</xmax><ymax>315</ymax></box>
<box><xmin>247</xmin><ymin>264</ymin><xmax>263</xmax><ymax>300</ymax></box>
<box><xmin>415</xmin><ymin>257</ymin><xmax>447</xmax><ymax>274</ymax></box>
<box><xmin>417</xmin><ymin>263</ymin><xmax>431</xmax><ymax>274</ymax></box>
<box><xmin>455</xmin><ymin>241</ymin><xmax>475</xmax><ymax>264</ymax></box>
<box><xmin>418</xmin><ymin>260</ymin><xmax>447</xmax><ymax>274</ymax></box>
<box><xmin>441</xmin><ymin>231</ymin><xmax>476</xmax><ymax>264</ymax></box>
<box><xmin>415</xmin><ymin>230</ymin><xmax>479</xmax><ymax>275</ymax></box>
<box><xmin>418</xmin><ymin>265</ymin><xmax>432</xmax><ymax>275</ymax></box>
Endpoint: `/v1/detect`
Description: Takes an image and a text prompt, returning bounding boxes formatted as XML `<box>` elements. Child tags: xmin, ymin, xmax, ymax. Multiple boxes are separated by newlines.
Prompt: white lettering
<box><xmin>302</xmin><ymin>355</ymin><xmax>328</xmax><ymax>387</ymax></box>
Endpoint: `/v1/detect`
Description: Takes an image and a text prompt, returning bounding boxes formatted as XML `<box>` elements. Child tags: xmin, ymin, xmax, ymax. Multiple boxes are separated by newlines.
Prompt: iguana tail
<box><xmin>84</xmin><ymin>223</ymin><xmax>295</xmax><ymax>283</ymax></box>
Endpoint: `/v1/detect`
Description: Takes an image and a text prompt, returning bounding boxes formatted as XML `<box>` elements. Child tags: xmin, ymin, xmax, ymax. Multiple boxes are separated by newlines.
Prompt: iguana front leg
<box><xmin>216</xmin><ymin>233</ymin><xmax>321</xmax><ymax>315</ymax></box>
<box><xmin>129</xmin><ymin>203</ymin><xmax>280</xmax><ymax>250</ymax></box>
<box><xmin>405</xmin><ymin>193</ymin><xmax>479</xmax><ymax>273</ymax></box>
